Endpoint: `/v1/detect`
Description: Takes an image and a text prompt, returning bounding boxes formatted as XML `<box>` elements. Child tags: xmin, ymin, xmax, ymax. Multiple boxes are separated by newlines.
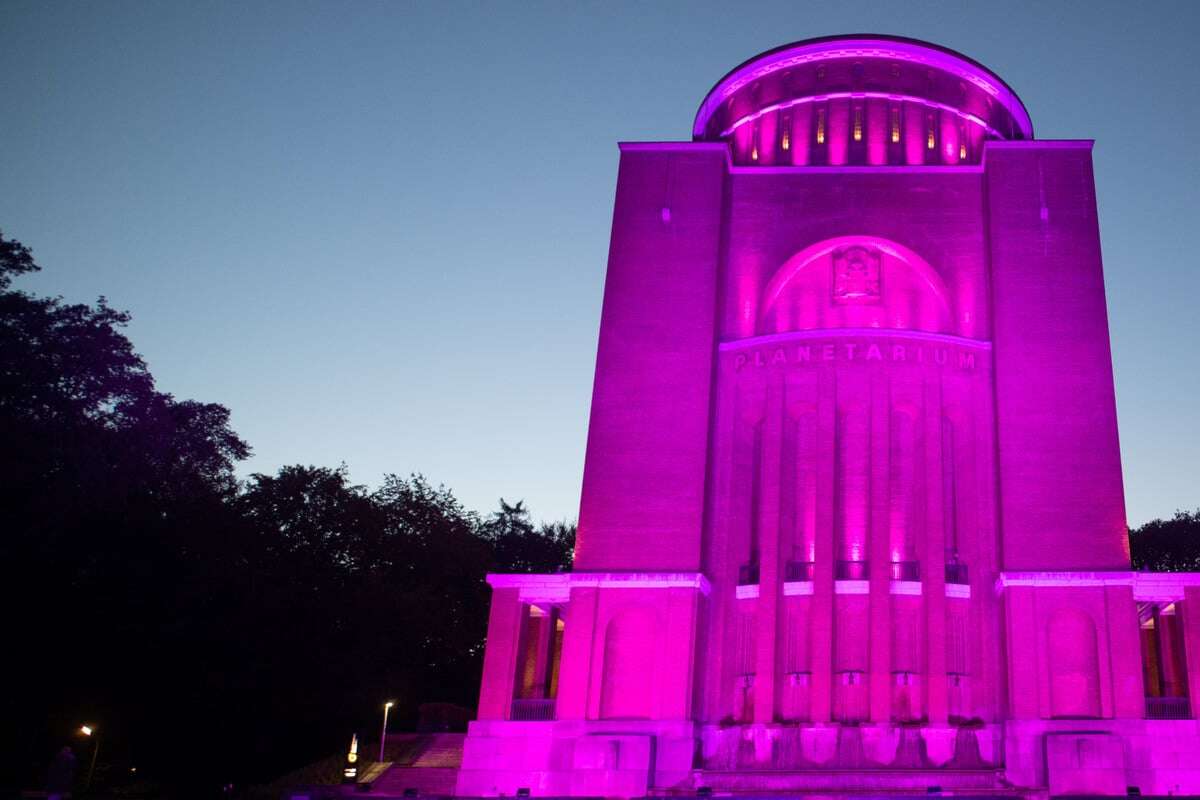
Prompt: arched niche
<box><xmin>759</xmin><ymin>236</ymin><xmax>952</xmax><ymax>335</ymax></box>
<box><xmin>599</xmin><ymin>608</ymin><xmax>658</xmax><ymax>719</ymax></box>
<box><xmin>1047</xmin><ymin>608</ymin><xmax>1102</xmax><ymax>719</ymax></box>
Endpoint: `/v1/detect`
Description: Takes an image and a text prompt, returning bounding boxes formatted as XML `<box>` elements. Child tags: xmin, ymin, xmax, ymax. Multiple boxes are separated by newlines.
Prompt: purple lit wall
<box><xmin>460</xmin><ymin>35</ymin><xmax>1200</xmax><ymax>798</ymax></box>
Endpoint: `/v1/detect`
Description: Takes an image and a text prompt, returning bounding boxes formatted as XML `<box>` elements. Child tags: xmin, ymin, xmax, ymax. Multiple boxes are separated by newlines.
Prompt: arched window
<box><xmin>759</xmin><ymin>236</ymin><xmax>952</xmax><ymax>335</ymax></box>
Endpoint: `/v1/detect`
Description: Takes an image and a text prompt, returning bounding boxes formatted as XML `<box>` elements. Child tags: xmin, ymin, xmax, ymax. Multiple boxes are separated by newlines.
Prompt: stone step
<box><xmin>693</xmin><ymin>768</ymin><xmax>1009</xmax><ymax>792</ymax></box>
<box><xmin>410</xmin><ymin>733</ymin><xmax>464</xmax><ymax>768</ymax></box>
<box><xmin>369</xmin><ymin>766</ymin><xmax>458</xmax><ymax>796</ymax></box>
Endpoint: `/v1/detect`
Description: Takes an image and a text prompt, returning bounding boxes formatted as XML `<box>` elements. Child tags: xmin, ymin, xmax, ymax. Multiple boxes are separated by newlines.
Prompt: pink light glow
<box><xmin>461</xmin><ymin>36</ymin><xmax>1197</xmax><ymax>800</ymax></box>
<box><xmin>940</xmin><ymin>113</ymin><xmax>960</xmax><ymax>165</ymax></box>
<box><xmin>757</xmin><ymin>235</ymin><xmax>956</xmax><ymax>336</ymax></box>
<box><xmin>866</xmin><ymin>99</ymin><xmax>888</xmax><ymax>165</ymax></box>
<box><xmin>826</xmin><ymin>99</ymin><xmax>848</xmax><ymax>165</ymax></box>
<box><xmin>904</xmin><ymin>103</ymin><xmax>925</xmax><ymax>165</ymax></box>
<box><xmin>757</xmin><ymin>112</ymin><xmax>777</xmax><ymax>165</ymax></box>
<box><xmin>720</xmin><ymin>91</ymin><xmax>1008</xmax><ymax>142</ymax></box>
<box><xmin>693</xmin><ymin>37</ymin><xmax>1033</xmax><ymax>140</ymax></box>
<box><xmin>790</xmin><ymin>104</ymin><xmax>812</xmax><ymax>165</ymax></box>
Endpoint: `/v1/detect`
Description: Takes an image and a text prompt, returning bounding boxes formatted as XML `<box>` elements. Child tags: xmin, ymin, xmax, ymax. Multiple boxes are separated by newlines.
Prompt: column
<box><xmin>1160</xmin><ymin>610</ymin><xmax>1186</xmax><ymax>697</ymax></box>
<box><xmin>556</xmin><ymin>586</ymin><xmax>598</xmax><ymax>720</ymax></box>
<box><xmin>476</xmin><ymin>588</ymin><xmax>524</xmax><ymax>720</ymax></box>
<box><xmin>530</xmin><ymin>608</ymin><xmax>556</xmax><ymax>697</ymax></box>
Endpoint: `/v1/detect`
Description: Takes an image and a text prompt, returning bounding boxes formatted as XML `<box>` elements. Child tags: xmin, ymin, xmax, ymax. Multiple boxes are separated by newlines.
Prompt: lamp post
<box><xmin>379</xmin><ymin>701</ymin><xmax>394</xmax><ymax>762</ymax></box>
<box><xmin>80</xmin><ymin>725</ymin><xmax>99</xmax><ymax>790</ymax></box>
<box><xmin>343</xmin><ymin>733</ymin><xmax>359</xmax><ymax>783</ymax></box>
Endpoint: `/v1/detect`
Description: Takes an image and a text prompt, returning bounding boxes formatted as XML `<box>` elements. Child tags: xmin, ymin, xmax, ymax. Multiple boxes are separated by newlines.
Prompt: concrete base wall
<box><xmin>457</xmin><ymin>719</ymin><xmax>1200</xmax><ymax>796</ymax></box>
<box><xmin>455</xmin><ymin>719</ymin><xmax>696</xmax><ymax>797</ymax></box>
<box><xmin>698</xmin><ymin>723</ymin><xmax>1002</xmax><ymax>770</ymax></box>
<box><xmin>1004</xmin><ymin>719</ymin><xmax>1200</xmax><ymax>795</ymax></box>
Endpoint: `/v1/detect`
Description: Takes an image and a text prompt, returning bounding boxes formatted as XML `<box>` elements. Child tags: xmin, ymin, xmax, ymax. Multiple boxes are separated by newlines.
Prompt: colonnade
<box><xmin>729</xmin><ymin>98</ymin><xmax>990</xmax><ymax>167</ymax></box>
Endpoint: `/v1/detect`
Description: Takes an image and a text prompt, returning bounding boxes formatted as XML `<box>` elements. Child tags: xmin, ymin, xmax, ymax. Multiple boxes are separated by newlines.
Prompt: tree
<box><xmin>0</xmin><ymin>230</ymin><xmax>249</xmax><ymax>794</ymax></box>
<box><xmin>0</xmin><ymin>228</ymin><xmax>38</xmax><ymax>289</ymax></box>
<box><xmin>480</xmin><ymin>498</ymin><xmax>575</xmax><ymax>573</ymax></box>
<box><xmin>0</xmin><ymin>229</ymin><xmax>577</xmax><ymax>794</ymax></box>
<box><xmin>1130</xmin><ymin>510</ymin><xmax>1200</xmax><ymax>572</ymax></box>
<box><xmin>213</xmin><ymin>468</ymin><xmax>499</xmax><ymax>777</ymax></box>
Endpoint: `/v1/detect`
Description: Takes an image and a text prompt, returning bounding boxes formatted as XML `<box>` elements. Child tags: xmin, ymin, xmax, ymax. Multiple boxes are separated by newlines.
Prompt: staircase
<box><xmin>692</xmin><ymin>767</ymin><xmax>1012</xmax><ymax>793</ymax></box>
<box><xmin>367</xmin><ymin>734</ymin><xmax>464</xmax><ymax>797</ymax></box>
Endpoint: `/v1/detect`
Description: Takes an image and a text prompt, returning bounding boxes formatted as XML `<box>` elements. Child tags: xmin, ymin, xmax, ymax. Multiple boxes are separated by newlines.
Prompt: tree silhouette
<box><xmin>0</xmin><ymin>231</ymin><xmax>251</xmax><ymax>793</ymax></box>
<box><xmin>482</xmin><ymin>498</ymin><xmax>575</xmax><ymax>573</ymax></box>
<box><xmin>0</xmin><ymin>229</ymin><xmax>572</xmax><ymax>795</ymax></box>
<box><xmin>1131</xmin><ymin>510</ymin><xmax>1200</xmax><ymax>572</ymax></box>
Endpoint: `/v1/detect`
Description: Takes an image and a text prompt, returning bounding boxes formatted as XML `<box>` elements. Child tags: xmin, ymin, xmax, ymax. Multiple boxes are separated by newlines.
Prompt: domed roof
<box><xmin>693</xmin><ymin>35</ymin><xmax>1032</xmax><ymax>165</ymax></box>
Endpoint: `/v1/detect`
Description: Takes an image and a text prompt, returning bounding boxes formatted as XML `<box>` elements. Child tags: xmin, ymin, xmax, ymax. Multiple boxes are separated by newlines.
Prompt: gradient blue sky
<box><xmin>2</xmin><ymin>1</ymin><xmax>1197</xmax><ymax>526</ymax></box>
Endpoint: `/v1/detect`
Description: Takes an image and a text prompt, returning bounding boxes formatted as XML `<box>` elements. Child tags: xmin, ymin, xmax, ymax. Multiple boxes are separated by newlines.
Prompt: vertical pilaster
<box><xmin>754</xmin><ymin>377</ymin><xmax>784</xmax><ymax>723</ymax></box>
<box><xmin>924</xmin><ymin>377</ymin><xmax>948</xmax><ymax>723</ymax></box>
<box><xmin>972</xmin><ymin>371</ymin><xmax>1000</xmax><ymax>719</ymax></box>
<box><xmin>869</xmin><ymin>372</ymin><xmax>892</xmax><ymax>722</ymax></box>
<box><xmin>704</xmin><ymin>371</ymin><xmax>737</xmax><ymax>722</ymax></box>
<box><xmin>810</xmin><ymin>369</ymin><xmax>837</xmax><ymax>722</ymax></box>
<box><xmin>1106</xmin><ymin>585</ymin><xmax>1144</xmax><ymax>719</ymax></box>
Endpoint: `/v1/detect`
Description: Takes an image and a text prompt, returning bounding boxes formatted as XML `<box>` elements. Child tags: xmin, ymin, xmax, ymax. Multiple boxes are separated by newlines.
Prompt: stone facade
<box><xmin>456</xmin><ymin>36</ymin><xmax>1200</xmax><ymax>797</ymax></box>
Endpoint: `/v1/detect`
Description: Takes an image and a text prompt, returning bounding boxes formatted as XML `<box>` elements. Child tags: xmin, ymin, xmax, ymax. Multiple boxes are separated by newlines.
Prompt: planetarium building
<box><xmin>456</xmin><ymin>36</ymin><xmax>1200</xmax><ymax>796</ymax></box>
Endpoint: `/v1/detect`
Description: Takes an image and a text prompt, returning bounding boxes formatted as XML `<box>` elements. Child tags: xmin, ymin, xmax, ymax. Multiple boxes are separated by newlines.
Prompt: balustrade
<box><xmin>835</xmin><ymin>560</ymin><xmax>869</xmax><ymax>580</ymax></box>
<box><xmin>786</xmin><ymin>561</ymin><xmax>814</xmax><ymax>582</ymax></box>
<box><xmin>510</xmin><ymin>698</ymin><xmax>556</xmax><ymax>721</ymax></box>
<box><xmin>945</xmin><ymin>562</ymin><xmax>969</xmax><ymax>585</ymax></box>
<box><xmin>1145</xmin><ymin>696</ymin><xmax>1191</xmax><ymax>720</ymax></box>
<box><xmin>738</xmin><ymin>563</ymin><xmax>760</xmax><ymax>585</ymax></box>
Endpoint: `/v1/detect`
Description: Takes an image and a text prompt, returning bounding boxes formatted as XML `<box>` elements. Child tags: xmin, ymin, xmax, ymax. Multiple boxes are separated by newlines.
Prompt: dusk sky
<box><xmin>2</xmin><ymin>1</ymin><xmax>1197</xmax><ymax>527</ymax></box>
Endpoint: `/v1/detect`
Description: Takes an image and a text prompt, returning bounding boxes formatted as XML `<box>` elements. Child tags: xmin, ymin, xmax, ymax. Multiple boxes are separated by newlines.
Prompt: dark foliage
<box><xmin>481</xmin><ymin>499</ymin><xmax>576</xmax><ymax>574</ymax></box>
<box><xmin>0</xmin><ymin>231</ymin><xmax>39</xmax><ymax>289</ymax></box>
<box><xmin>0</xmin><ymin>232</ymin><xmax>575</xmax><ymax>797</ymax></box>
<box><xmin>1130</xmin><ymin>510</ymin><xmax>1200</xmax><ymax>572</ymax></box>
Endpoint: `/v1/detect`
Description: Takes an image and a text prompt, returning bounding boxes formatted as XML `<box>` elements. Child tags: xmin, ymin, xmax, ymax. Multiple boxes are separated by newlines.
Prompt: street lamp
<box><xmin>379</xmin><ymin>701</ymin><xmax>395</xmax><ymax>762</ymax></box>
<box><xmin>80</xmin><ymin>724</ymin><xmax>99</xmax><ymax>790</ymax></box>
<box><xmin>343</xmin><ymin>733</ymin><xmax>359</xmax><ymax>783</ymax></box>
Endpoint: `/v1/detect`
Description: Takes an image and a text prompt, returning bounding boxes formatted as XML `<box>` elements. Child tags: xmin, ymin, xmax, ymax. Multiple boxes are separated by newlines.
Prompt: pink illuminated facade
<box><xmin>456</xmin><ymin>37</ymin><xmax>1200</xmax><ymax>796</ymax></box>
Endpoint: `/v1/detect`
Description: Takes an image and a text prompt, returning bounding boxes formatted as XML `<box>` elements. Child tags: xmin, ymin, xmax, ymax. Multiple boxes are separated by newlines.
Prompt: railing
<box><xmin>785</xmin><ymin>561</ymin><xmax>814</xmax><ymax>582</ymax></box>
<box><xmin>945</xmin><ymin>563</ymin><xmax>969</xmax><ymax>585</ymax></box>
<box><xmin>889</xmin><ymin>561</ymin><xmax>921</xmax><ymax>581</ymax></box>
<box><xmin>1145</xmin><ymin>696</ymin><xmax>1191</xmax><ymax>720</ymax></box>
<box><xmin>738</xmin><ymin>563</ymin><xmax>760</xmax><ymax>585</ymax></box>
<box><xmin>835</xmin><ymin>560</ymin><xmax>869</xmax><ymax>580</ymax></box>
<box><xmin>510</xmin><ymin>698</ymin><xmax>556</xmax><ymax>721</ymax></box>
